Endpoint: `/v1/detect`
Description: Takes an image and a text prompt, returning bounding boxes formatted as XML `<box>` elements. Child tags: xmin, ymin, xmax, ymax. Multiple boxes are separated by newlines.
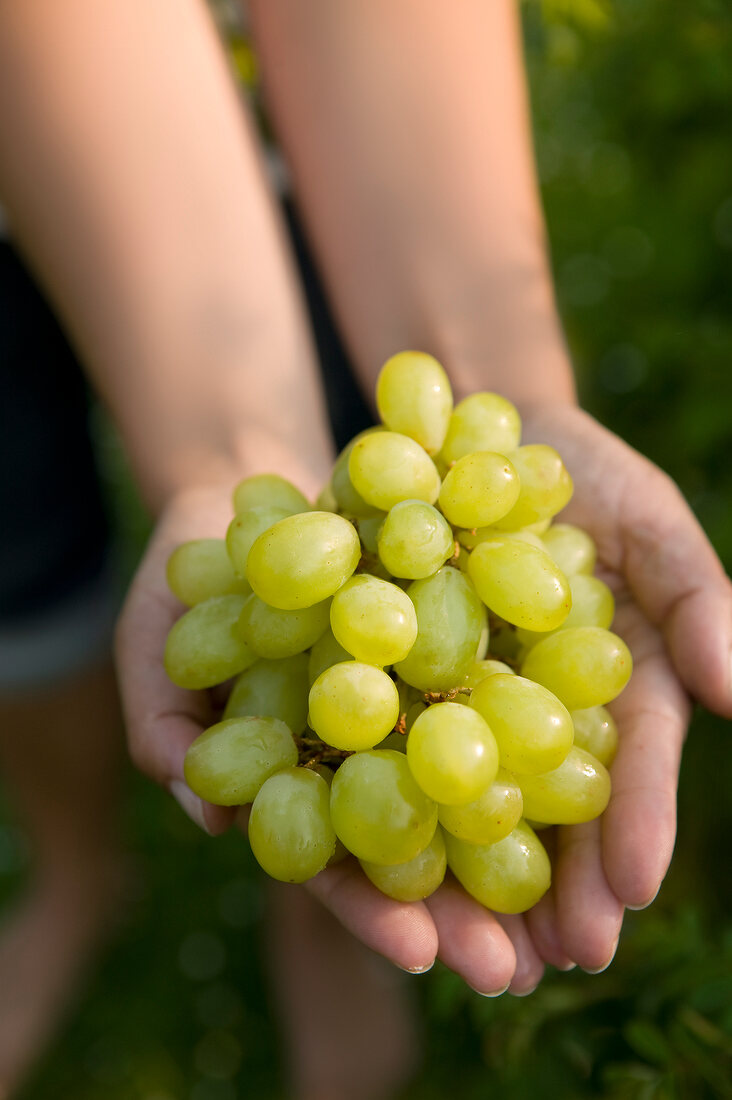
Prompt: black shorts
<box><xmin>0</xmin><ymin>203</ymin><xmax>372</xmax><ymax>691</ymax></box>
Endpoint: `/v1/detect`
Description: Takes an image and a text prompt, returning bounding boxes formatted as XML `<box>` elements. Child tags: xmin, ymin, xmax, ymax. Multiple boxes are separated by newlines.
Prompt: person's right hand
<box><xmin>514</xmin><ymin>404</ymin><xmax>732</xmax><ymax>977</ymax></box>
<box><xmin>115</xmin><ymin>480</ymin><xmax>547</xmax><ymax>996</ymax></box>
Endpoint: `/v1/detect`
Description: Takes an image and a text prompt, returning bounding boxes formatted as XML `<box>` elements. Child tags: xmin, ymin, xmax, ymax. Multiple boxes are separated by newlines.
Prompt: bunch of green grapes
<box><xmin>164</xmin><ymin>352</ymin><xmax>631</xmax><ymax>914</ymax></box>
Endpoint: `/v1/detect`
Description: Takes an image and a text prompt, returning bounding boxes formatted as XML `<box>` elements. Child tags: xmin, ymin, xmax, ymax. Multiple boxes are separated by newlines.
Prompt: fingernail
<box><xmin>169</xmin><ymin>780</ymin><xmax>212</xmax><ymax>835</ymax></box>
<box><xmin>583</xmin><ymin>938</ymin><xmax>619</xmax><ymax>975</ymax></box>
<box><xmin>557</xmin><ymin>962</ymin><xmax>577</xmax><ymax>972</ymax></box>
<box><xmin>397</xmin><ymin>961</ymin><xmax>435</xmax><ymax>975</ymax></box>
<box><xmin>472</xmin><ymin>982</ymin><xmax>510</xmax><ymax>998</ymax></box>
<box><xmin>627</xmin><ymin>887</ymin><xmax>659</xmax><ymax>911</ymax></box>
<box><xmin>511</xmin><ymin>985</ymin><xmax>538</xmax><ymax>998</ymax></box>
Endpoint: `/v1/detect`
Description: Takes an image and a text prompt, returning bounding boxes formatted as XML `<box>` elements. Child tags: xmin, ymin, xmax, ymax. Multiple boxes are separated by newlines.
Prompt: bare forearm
<box><xmin>250</xmin><ymin>0</ymin><xmax>574</xmax><ymax>408</ymax></box>
<box><xmin>0</xmin><ymin>0</ymin><xmax>332</xmax><ymax>509</ymax></box>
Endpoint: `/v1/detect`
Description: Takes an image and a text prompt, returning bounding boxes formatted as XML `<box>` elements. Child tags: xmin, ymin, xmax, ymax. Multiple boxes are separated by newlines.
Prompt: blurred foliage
<box><xmin>526</xmin><ymin>0</ymin><xmax>732</xmax><ymax>566</ymax></box>
<box><xmin>415</xmin><ymin>907</ymin><xmax>732</xmax><ymax>1099</ymax></box>
<box><xmin>530</xmin><ymin>0</ymin><xmax>614</xmax><ymax>32</ymax></box>
<box><xmin>4</xmin><ymin>1</ymin><xmax>731</xmax><ymax>1098</ymax></box>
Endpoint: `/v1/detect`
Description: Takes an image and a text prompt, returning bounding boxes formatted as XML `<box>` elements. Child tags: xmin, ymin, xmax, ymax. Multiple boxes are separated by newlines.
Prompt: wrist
<box><xmin>137</xmin><ymin>425</ymin><xmax>333</xmax><ymax>518</ymax></box>
<box><xmin>430</xmin><ymin>269</ymin><xmax>577</xmax><ymax>412</ymax></box>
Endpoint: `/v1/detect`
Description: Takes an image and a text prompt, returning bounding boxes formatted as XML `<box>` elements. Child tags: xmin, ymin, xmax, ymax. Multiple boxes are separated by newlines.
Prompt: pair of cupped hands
<box><xmin>116</xmin><ymin>403</ymin><xmax>732</xmax><ymax>997</ymax></box>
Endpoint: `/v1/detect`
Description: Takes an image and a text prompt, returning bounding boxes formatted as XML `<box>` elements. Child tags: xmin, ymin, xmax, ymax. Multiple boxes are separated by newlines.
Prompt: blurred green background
<box><xmin>4</xmin><ymin>0</ymin><xmax>731</xmax><ymax>1097</ymax></box>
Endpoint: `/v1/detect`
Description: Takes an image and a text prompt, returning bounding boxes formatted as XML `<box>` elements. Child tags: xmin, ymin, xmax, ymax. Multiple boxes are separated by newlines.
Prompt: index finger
<box><xmin>601</xmin><ymin>594</ymin><xmax>690</xmax><ymax>909</ymax></box>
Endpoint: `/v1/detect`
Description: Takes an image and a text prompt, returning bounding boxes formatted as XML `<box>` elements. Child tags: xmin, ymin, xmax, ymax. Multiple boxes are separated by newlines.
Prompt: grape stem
<box><xmin>296</xmin><ymin>737</ymin><xmax>353</xmax><ymax>767</ymax></box>
<box><xmin>355</xmin><ymin>550</ymin><xmax>381</xmax><ymax>575</ymax></box>
<box><xmin>423</xmin><ymin>687</ymin><xmax>472</xmax><ymax>704</ymax></box>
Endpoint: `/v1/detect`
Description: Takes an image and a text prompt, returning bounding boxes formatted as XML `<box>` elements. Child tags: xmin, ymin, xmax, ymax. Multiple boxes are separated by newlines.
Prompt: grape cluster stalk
<box><xmin>164</xmin><ymin>352</ymin><xmax>631</xmax><ymax>913</ymax></box>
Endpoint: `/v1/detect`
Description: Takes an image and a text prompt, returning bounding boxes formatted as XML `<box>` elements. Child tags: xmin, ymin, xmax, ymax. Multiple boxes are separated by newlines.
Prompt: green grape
<box><xmin>444</xmin><ymin>821</ymin><xmax>551</xmax><ymax>914</ymax></box>
<box><xmin>305</xmin><ymin>762</ymin><xmax>334</xmax><ymax>784</ymax></box>
<box><xmin>377</xmin><ymin>500</ymin><xmax>454</xmax><ymax>579</ymax></box>
<box><xmin>308</xmin><ymin>662</ymin><xmax>400</xmax><ymax>751</ymax></box>
<box><xmin>248</xmin><ymin>768</ymin><xmax>336</xmax><ymax>883</ymax></box>
<box><xmin>246</xmin><ymin>511</ymin><xmax>360</xmax><ymax>610</ymax></box>
<box><xmin>474</xmin><ymin>617</ymin><xmax>490</xmax><ymax>660</ymax></box>
<box><xmin>438</xmin><ymin>768</ymin><xmax>523</xmax><ymax>844</ymax></box>
<box><xmin>521</xmin><ymin>626</ymin><xmax>632</xmax><ymax>710</ymax></box>
<box><xmin>542</xmin><ymin>523</ymin><xmax>597</xmax><ymax>576</ymax></box>
<box><xmin>397</xmin><ymin>677</ymin><xmax>420</xmax><ymax>715</ymax></box>
<box><xmin>166</xmin><ymin>539</ymin><xmax>250</xmax><ymax>606</ymax></box>
<box><xmin>360</xmin><ymin>825</ymin><xmax>447</xmax><ymax>901</ymax></box>
<box><xmin>306</xmin><ymin>764</ymin><xmax>349</xmax><ymax>864</ymax></box>
<box><xmin>164</xmin><ymin>595</ymin><xmax>256</xmax><ymax>690</ymax></box>
<box><xmin>232</xmin><ymin>473</ymin><xmax>310</xmax><ymax>516</ymax></box>
<box><xmin>357</xmin><ymin>514</ymin><xmax>385</xmax><ymax>555</ymax></box>
<box><xmin>457</xmin><ymin>526</ymin><xmax>545</xmax><ymax>552</ymax></box>
<box><xmin>438</xmin><ymin>452</ymin><xmax>520</xmax><ymax>529</ymax></box>
<box><xmin>453</xmin><ymin>544</ymin><xmax>472</xmax><ymax>574</ymax></box>
<box><xmin>493</xmin><ymin>445</ymin><xmax>573</xmax><ymax>530</ymax></box>
<box><xmin>517</xmin><ymin>747</ymin><xmax>611</xmax><ymax>825</ymax></box>
<box><xmin>405</xmin><ymin>700</ymin><xmax>428</xmax><ymax>731</ymax></box>
<box><xmin>434</xmin><ymin>453</ymin><xmax>450</xmax><ymax>480</ymax></box>
<box><xmin>516</xmin><ymin>574</ymin><xmax>615</xmax><ymax>649</ymax></box>
<box><xmin>226</xmin><ymin>506</ymin><xmax>291</xmax><ymax>577</ymax></box>
<box><xmin>348</xmin><ymin>432</ymin><xmax>441</xmax><ymax>511</ymax></box>
<box><xmin>307</xmin><ymin>628</ymin><xmax>352</xmax><ymax>685</ymax></box>
<box><xmin>184</xmin><ymin>716</ymin><xmax>298</xmax><ymax>805</ymax></box>
<box><xmin>330</xmin><ymin>749</ymin><xmax>438</xmax><ymax>865</ymax></box>
<box><xmin>461</xmin><ymin>659</ymin><xmax>515</xmax><ymax>690</ymax></box>
<box><xmin>440</xmin><ymin>392</ymin><xmax>521</xmax><ymax>465</ymax></box>
<box><xmin>331</xmin><ymin>432</ymin><xmax>383</xmax><ymax>517</ymax></box>
<box><xmin>523</xmin><ymin>518</ymin><xmax>553</xmax><ymax>535</ymax></box>
<box><xmin>569</xmin><ymin>574</ymin><xmax>615</xmax><ymax>627</ymax></box>
<box><xmin>315</xmin><ymin>482</ymin><xmax>338</xmax><ymax>512</ymax></box>
<box><xmin>468</xmin><ymin>536</ymin><xmax>572</xmax><ymax>631</ymax></box>
<box><xmin>394</xmin><ymin>568</ymin><xmax>486</xmax><ymax>692</ymax></box>
<box><xmin>359</xmin><ymin>557</ymin><xmax>393</xmax><ymax>583</ymax></box>
<box><xmin>224</xmin><ymin>653</ymin><xmax>310</xmax><ymax>735</ymax></box>
<box><xmin>487</xmin><ymin>620</ymin><xmax>523</xmax><ymax>663</ymax></box>
<box><xmin>238</xmin><ymin>594</ymin><xmax>330</xmax><ymax>659</ymax></box>
<box><xmin>570</xmin><ymin>705</ymin><xmax>618</xmax><ymax>767</ymax></box>
<box><xmin>376</xmin><ymin>351</ymin><xmax>453</xmax><ymax>455</ymax></box>
<box><xmin>406</xmin><ymin>702</ymin><xmax>499</xmax><ymax>804</ymax></box>
<box><xmin>376</xmin><ymin>729</ymin><xmax>409</xmax><ymax>752</ymax></box>
<box><xmin>469</xmin><ymin>672</ymin><xmax>574</xmax><ymax>775</ymax></box>
<box><xmin>330</xmin><ymin>575</ymin><xmax>417</xmax><ymax>665</ymax></box>
<box><xmin>457</xmin><ymin>525</ymin><xmax>541</xmax><ymax>554</ymax></box>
